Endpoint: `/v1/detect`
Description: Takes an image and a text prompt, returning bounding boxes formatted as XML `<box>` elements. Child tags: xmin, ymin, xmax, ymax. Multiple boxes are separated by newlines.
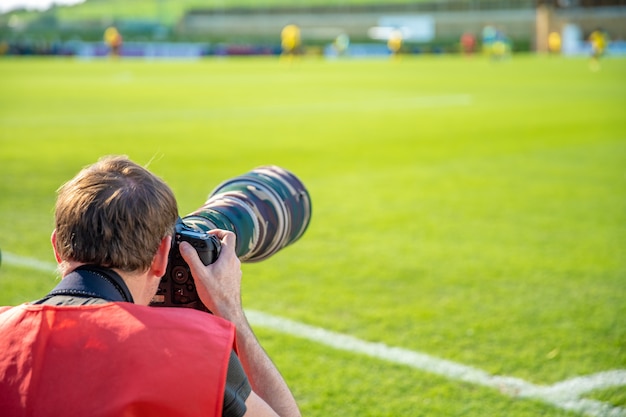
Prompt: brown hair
<box><xmin>54</xmin><ymin>155</ymin><xmax>178</xmax><ymax>272</ymax></box>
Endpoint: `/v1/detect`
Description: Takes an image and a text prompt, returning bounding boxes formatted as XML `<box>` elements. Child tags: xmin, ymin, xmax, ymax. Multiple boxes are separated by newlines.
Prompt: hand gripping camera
<box><xmin>150</xmin><ymin>165</ymin><xmax>312</xmax><ymax>312</ymax></box>
<box><xmin>151</xmin><ymin>218</ymin><xmax>221</xmax><ymax>312</ymax></box>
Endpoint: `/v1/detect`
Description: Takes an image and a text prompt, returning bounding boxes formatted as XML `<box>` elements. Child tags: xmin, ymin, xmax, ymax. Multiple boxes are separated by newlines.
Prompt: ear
<box><xmin>150</xmin><ymin>236</ymin><xmax>172</xmax><ymax>278</ymax></box>
<box><xmin>51</xmin><ymin>229</ymin><xmax>63</xmax><ymax>264</ymax></box>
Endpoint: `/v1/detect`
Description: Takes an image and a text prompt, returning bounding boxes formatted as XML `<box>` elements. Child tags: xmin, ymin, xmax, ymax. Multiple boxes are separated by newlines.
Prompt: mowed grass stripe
<box><xmin>0</xmin><ymin>94</ymin><xmax>472</xmax><ymax>127</ymax></box>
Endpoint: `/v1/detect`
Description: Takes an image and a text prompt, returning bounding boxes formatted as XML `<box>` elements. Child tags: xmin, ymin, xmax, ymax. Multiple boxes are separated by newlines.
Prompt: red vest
<box><xmin>0</xmin><ymin>303</ymin><xmax>236</xmax><ymax>417</ymax></box>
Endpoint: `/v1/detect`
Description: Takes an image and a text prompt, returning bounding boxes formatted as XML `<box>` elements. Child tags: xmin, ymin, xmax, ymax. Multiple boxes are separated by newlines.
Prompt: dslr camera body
<box><xmin>151</xmin><ymin>218</ymin><xmax>221</xmax><ymax>312</ymax></box>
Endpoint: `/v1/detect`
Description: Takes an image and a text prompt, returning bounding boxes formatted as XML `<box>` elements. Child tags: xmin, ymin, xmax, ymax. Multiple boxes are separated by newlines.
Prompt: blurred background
<box><xmin>1</xmin><ymin>0</ymin><xmax>625</xmax><ymax>59</ymax></box>
<box><xmin>1</xmin><ymin>2</ymin><xmax>625</xmax><ymax>416</ymax></box>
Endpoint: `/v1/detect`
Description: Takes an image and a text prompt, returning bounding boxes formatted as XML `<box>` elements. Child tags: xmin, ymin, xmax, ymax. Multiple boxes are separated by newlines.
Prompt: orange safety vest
<box><xmin>0</xmin><ymin>302</ymin><xmax>235</xmax><ymax>417</ymax></box>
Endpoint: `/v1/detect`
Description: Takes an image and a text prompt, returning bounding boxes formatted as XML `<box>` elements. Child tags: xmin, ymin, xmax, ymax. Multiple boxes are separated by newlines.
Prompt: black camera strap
<box><xmin>44</xmin><ymin>265</ymin><xmax>134</xmax><ymax>303</ymax></box>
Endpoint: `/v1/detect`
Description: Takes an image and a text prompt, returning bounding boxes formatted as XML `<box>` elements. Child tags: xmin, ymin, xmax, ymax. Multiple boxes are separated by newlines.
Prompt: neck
<box><xmin>119</xmin><ymin>268</ymin><xmax>162</xmax><ymax>306</ymax></box>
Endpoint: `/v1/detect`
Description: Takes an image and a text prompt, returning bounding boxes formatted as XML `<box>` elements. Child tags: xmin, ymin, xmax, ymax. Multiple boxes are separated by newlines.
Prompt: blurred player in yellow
<box><xmin>387</xmin><ymin>29</ymin><xmax>403</xmax><ymax>60</ymax></box>
<box><xmin>548</xmin><ymin>31</ymin><xmax>561</xmax><ymax>55</ymax></box>
<box><xmin>281</xmin><ymin>24</ymin><xmax>301</xmax><ymax>62</ymax></box>
<box><xmin>104</xmin><ymin>26</ymin><xmax>123</xmax><ymax>57</ymax></box>
<box><xmin>588</xmin><ymin>29</ymin><xmax>608</xmax><ymax>71</ymax></box>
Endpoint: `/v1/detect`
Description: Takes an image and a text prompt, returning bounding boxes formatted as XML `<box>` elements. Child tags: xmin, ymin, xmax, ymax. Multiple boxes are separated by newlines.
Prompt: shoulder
<box><xmin>0</xmin><ymin>306</ymin><xmax>14</xmax><ymax>314</ymax></box>
<box><xmin>0</xmin><ymin>304</ymin><xmax>32</xmax><ymax>323</ymax></box>
<box><xmin>120</xmin><ymin>303</ymin><xmax>232</xmax><ymax>327</ymax></box>
<box><xmin>1</xmin><ymin>303</ymin><xmax>235</xmax><ymax>342</ymax></box>
<box><xmin>110</xmin><ymin>303</ymin><xmax>237</xmax><ymax>342</ymax></box>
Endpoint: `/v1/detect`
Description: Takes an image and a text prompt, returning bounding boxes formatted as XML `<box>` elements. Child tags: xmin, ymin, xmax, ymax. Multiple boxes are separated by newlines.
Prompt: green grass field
<box><xmin>0</xmin><ymin>54</ymin><xmax>624</xmax><ymax>416</ymax></box>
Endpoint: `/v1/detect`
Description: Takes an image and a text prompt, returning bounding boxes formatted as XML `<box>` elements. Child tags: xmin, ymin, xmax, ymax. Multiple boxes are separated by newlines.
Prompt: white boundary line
<box><xmin>3</xmin><ymin>252</ymin><xmax>625</xmax><ymax>417</ymax></box>
<box><xmin>2</xmin><ymin>252</ymin><xmax>58</xmax><ymax>273</ymax></box>
<box><xmin>246</xmin><ymin>310</ymin><xmax>626</xmax><ymax>417</ymax></box>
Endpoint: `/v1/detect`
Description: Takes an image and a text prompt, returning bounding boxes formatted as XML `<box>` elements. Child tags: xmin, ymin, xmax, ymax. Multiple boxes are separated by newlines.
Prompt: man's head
<box><xmin>53</xmin><ymin>155</ymin><xmax>178</xmax><ymax>274</ymax></box>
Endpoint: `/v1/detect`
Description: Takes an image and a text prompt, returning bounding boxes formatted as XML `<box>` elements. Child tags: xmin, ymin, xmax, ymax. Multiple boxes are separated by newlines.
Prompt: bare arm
<box><xmin>180</xmin><ymin>232</ymin><xmax>301</xmax><ymax>417</ymax></box>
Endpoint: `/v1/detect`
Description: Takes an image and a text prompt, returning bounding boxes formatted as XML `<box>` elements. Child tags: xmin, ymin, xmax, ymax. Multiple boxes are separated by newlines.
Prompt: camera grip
<box><xmin>150</xmin><ymin>221</ymin><xmax>221</xmax><ymax>311</ymax></box>
<box><xmin>196</xmin><ymin>234</ymin><xmax>221</xmax><ymax>265</ymax></box>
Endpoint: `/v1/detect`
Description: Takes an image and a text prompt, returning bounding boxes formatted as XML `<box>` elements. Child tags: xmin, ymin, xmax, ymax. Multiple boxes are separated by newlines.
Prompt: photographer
<box><xmin>0</xmin><ymin>155</ymin><xmax>301</xmax><ymax>417</ymax></box>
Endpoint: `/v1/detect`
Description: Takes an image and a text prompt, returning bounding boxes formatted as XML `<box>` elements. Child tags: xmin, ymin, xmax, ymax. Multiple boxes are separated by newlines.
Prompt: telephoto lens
<box><xmin>151</xmin><ymin>165</ymin><xmax>311</xmax><ymax>311</ymax></box>
<box><xmin>185</xmin><ymin>165</ymin><xmax>312</xmax><ymax>261</ymax></box>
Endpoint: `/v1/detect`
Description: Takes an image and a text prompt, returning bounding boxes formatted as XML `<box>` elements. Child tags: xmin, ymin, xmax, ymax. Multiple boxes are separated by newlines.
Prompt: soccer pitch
<box><xmin>0</xmin><ymin>54</ymin><xmax>624</xmax><ymax>416</ymax></box>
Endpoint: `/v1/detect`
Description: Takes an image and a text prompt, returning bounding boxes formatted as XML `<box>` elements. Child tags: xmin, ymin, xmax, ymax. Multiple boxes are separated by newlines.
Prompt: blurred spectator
<box><xmin>333</xmin><ymin>33</ymin><xmax>350</xmax><ymax>57</ymax></box>
<box><xmin>589</xmin><ymin>28</ymin><xmax>609</xmax><ymax>71</ymax></box>
<box><xmin>482</xmin><ymin>25</ymin><xmax>497</xmax><ymax>55</ymax></box>
<box><xmin>387</xmin><ymin>29</ymin><xmax>403</xmax><ymax>58</ymax></box>
<box><xmin>104</xmin><ymin>26</ymin><xmax>123</xmax><ymax>57</ymax></box>
<box><xmin>460</xmin><ymin>32</ymin><xmax>476</xmax><ymax>56</ymax></box>
<box><xmin>483</xmin><ymin>26</ymin><xmax>511</xmax><ymax>61</ymax></box>
<box><xmin>281</xmin><ymin>24</ymin><xmax>301</xmax><ymax>60</ymax></box>
<box><xmin>548</xmin><ymin>31</ymin><xmax>562</xmax><ymax>54</ymax></box>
